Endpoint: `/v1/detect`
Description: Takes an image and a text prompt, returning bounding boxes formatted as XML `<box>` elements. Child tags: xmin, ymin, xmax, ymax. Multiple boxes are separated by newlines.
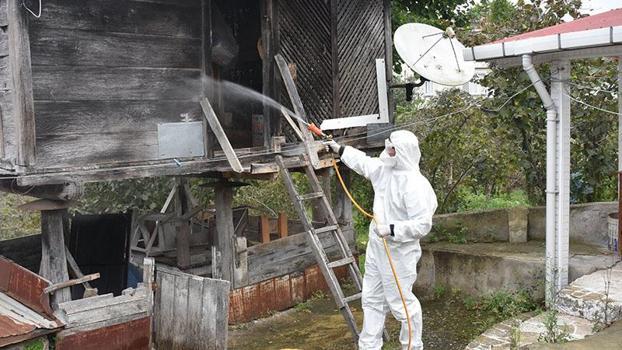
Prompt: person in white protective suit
<box><xmin>327</xmin><ymin>130</ymin><xmax>437</xmax><ymax>350</ymax></box>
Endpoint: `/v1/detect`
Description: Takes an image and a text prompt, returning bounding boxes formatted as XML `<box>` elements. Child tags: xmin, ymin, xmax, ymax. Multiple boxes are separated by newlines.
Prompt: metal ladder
<box><xmin>276</xmin><ymin>154</ymin><xmax>364</xmax><ymax>342</ymax></box>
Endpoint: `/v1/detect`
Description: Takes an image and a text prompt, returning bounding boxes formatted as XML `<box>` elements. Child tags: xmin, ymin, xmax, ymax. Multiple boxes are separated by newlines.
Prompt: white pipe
<box><xmin>522</xmin><ymin>54</ymin><xmax>557</xmax><ymax>306</ymax></box>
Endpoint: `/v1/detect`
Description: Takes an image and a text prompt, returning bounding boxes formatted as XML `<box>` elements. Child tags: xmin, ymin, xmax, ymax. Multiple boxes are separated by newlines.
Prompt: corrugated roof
<box><xmin>0</xmin><ymin>258</ymin><xmax>63</xmax><ymax>347</ymax></box>
<box><xmin>495</xmin><ymin>8</ymin><xmax>622</xmax><ymax>43</ymax></box>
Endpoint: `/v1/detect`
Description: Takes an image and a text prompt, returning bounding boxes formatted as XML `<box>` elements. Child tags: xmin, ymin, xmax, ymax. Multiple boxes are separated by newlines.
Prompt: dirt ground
<box><xmin>229</xmin><ymin>292</ymin><xmax>496</xmax><ymax>350</ymax></box>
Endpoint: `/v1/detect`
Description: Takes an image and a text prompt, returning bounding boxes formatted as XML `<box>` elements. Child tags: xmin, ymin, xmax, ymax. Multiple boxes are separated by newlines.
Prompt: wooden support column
<box><xmin>175</xmin><ymin>178</ymin><xmax>191</xmax><ymax>269</ymax></box>
<box><xmin>215</xmin><ymin>181</ymin><xmax>235</xmax><ymax>286</ymax></box>
<box><xmin>278</xmin><ymin>212</ymin><xmax>288</xmax><ymax>239</ymax></box>
<box><xmin>260</xmin><ymin>215</ymin><xmax>271</xmax><ymax>243</ymax></box>
<box><xmin>40</xmin><ymin>209</ymin><xmax>71</xmax><ymax>307</ymax></box>
<box><xmin>312</xmin><ymin>170</ymin><xmax>331</xmax><ymax>223</ymax></box>
<box><xmin>8</xmin><ymin>0</ymin><xmax>36</xmax><ymax>166</ymax></box>
<box><xmin>335</xmin><ymin>166</ymin><xmax>353</xmax><ymax>226</ymax></box>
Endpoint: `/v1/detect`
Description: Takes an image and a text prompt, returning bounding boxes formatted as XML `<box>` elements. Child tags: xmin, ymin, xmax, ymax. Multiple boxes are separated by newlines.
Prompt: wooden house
<box><xmin>0</xmin><ymin>0</ymin><xmax>393</xmax><ymax>347</ymax></box>
<box><xmin>0</xmin><ymin>0</ymin><xmax>392</xmax><ymax>186</ymax></box>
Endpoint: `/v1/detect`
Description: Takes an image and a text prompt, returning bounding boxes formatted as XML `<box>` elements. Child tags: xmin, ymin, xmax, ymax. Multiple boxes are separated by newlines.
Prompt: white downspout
<box><xmin>522</xmin><ymin>54</ymin><xmax>557</xmax><ymax>307</ymax></box>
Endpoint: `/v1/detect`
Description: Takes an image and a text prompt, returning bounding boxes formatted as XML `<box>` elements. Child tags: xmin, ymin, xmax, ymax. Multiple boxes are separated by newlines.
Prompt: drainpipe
<box><xmin>522</xmin><ymin>54</ymin><xmax>557</xmax><ymax>307</ymax></box>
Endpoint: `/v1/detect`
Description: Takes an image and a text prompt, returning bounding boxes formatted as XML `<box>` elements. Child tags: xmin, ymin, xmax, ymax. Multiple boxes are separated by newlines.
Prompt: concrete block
<box><xmin>508</xmin><ymin>207</ymin><xmax>528</xmax><ymax>243</ymax></box>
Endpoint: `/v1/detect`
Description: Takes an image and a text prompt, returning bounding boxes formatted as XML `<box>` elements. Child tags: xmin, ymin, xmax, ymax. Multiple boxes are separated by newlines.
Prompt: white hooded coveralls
<box><xmin>340</xmin><ymin>130</ymin><xmax>437</xmax><ymax>350</ymax></box>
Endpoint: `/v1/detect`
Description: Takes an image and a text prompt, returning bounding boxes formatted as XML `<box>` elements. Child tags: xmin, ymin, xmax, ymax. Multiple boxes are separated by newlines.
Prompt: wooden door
<box><xmin>154</xmin><ymin>265</ymin><xmax>230</xmax><ymax>350</ymax></box>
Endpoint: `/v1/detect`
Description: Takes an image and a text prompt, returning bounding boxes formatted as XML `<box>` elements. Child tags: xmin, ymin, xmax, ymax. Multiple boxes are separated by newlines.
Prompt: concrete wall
<box><xmin>430</xmin><ymin>207</ymin><xmax>528</xmax><ymax>243</ymax></box>
<box><xmin>414</xmin><ymin>247</ymin><xmax>546</xmax><ymax>300</ymax></box>
<box><xmin>528</xmin><ymin>202</ymin><xmax>617</xmax><ymax>247</ymax></box>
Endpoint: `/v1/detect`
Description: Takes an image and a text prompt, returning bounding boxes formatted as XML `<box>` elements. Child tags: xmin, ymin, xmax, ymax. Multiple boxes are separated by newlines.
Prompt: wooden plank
<box><xmin>8</xmin><ymin>0</ymin><xmax>36</xmax><ymax>166</ymax></box>
<box><xmin>58</xmin><ymin>293</ymin><xmax>114</xmax><ymax>314</ymax></box>
<box><xmin>0</xmin><ymin>29</ymin><xmax>9</xmax><ymax>56</ymax></box>
<box><xmin>30</xmin><ymin>28</ymin><xmax>201</xmax><ymax>68</ymax></box>
<box><xmin>171</xmin><ymin>274</ymin><xmax>189</xmax><ymax>350</ymax></box>
<box><xmin>39</xmin><ymin>209</ymin><xmax>71</xmax><ymax>307</ymax></box>
<box><xmin>260</xmin><ymin>215</ymin><xmax>271</xmax><ymax>243</ymax></box>
<box><xmin>30</xmin><ymin>0</ymin><xmax>201</xmax><ymax>38</ymax></box>
<box><xmin>274</xmin><ymin>54</ymin><xmax>320</xmax><ymax>167</ymax></box>
<box><xmin>155</xmin><ymin>272</ymin><xmax>175</xmax><ymax>349</ymax></box>
<box><xmin>0</xmin><ymin>0</ymin><xmax>7</xmax><ymax>27</ymax></box>
<box><xmin>186</xmin><ymin>276</ymin><xmax>204</xmax><ymax>348</ymax></box>
<box><xmin>175</xmin><ymin>178</ymin><xmax>191</xmax><ymax>269</ymax></box>
<box><xmin>278</xmin><ymin>212</ymin><xmax>288</xmax><ymax>238</ymax></box>
<box><xmin>200</xmin><ymin>98</ymin><xmax>243</xmax><ymax>173</ymax></box>
<box><xmin>64</xmin><ymin>298</ymin><xmax>150</xmax><ymax>328</ymax></box>
<box><xmin>32</xmin><ymin>66</ymin><xmax>201</xmax><ymax>101</ymax></box>
<box><xmin>35</xmin><ymin>131</ymin><xmax>159</xmax><ymax>169</ymax></box>
<box><xmin>246</xmin><ymin>227</ymin><xmax>355</xmax><ymax>285</ymax></box>
<box><xmin>44</xmin><ymin>273</ymin><xmax>100</xmax><ymax>293</ymax></box>
<box><xmin>215</xmin><ymin>182</ymin><xmax>235</xmax><ymax>286</ymax></box>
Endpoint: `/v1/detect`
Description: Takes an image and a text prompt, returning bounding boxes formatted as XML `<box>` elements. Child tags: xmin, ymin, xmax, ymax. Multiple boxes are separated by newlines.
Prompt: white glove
<box><xmin>325</xmin><ymin>140</ymin><xmax>341</xmax><ymax>154</ymax></box>
<box><xmin>373</xmin><ymin>224</ymin><xmax>391</xmax><ymax>238</ymax></box>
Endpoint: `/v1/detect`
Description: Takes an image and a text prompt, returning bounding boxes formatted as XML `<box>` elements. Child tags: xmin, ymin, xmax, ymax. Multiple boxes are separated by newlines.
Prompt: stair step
<box><xmin>343</xmin><ymin>292</ymin><xmax>362</xmax><ymax>303</ymax></box>
<box><xmin>297</xmin><ymin>192</ymin><xmax>325</xmax><ymax>201</ymax></box>
<box><xmin>327</xmin><ymin>256</ymin><xmax>356</xmax><ymax>269</ymax></box>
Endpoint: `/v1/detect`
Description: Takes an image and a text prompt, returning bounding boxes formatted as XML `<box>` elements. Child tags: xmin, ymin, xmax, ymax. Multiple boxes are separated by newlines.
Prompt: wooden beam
<box><xmin>200</xmin><ymin>98</ymin><xmax>243</xmax><ymax>173</ymax></box>
<box><xmin>43</xmin><ymin>273</ymin><xmax>100</xmax><ymax>294</ymax></box>
<box><xmin>40</xmin><ymin>209</ymin><xmax>71</xmax><ymax>307</ymax></box>
<box><xmin>261</xmin><ymin>0</ymin><xmax>274</xmax><ymax>148</ymax></box>
<box><xmin>8</xmin><ymin>0</ymin><xmax>36</xmax><ymax>166</ymax></box>
<box><xmin>215</xmin><ymin>181</ymin><xmax>235</xmax><ymax>286</ymax></box>
<box><xmin>274</xmin><ymin>54</ymin><xmax>321</xmax><ymax>168</ymax></box>
<box><xmin>383</xmin><ymin>0</ymin><xmax>394</xmax><ymax>123</ymax></box>
<box><xmin>65</xmin><ymin>246</ymin><xmax>96</xmax><ymax>294</ymax></box>
<box><xmin>0</xmin><ymin>181</ymin><xmax>82</xmax><ymax>201</ymax></box>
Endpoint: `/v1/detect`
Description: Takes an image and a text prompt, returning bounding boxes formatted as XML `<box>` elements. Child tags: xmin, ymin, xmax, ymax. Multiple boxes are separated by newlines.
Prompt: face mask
<box><xmin>380</xmin><ymin>139</ymin><xmax>397</xmax><ymax>167</ymax></box>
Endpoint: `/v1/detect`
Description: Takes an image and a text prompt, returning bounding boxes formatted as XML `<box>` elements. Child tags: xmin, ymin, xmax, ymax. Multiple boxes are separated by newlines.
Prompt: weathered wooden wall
<box><xmin>29</xmin><ymin>0</ymin><xmax>203</xmax><ymax>169</ymax></box>
<box><xmin>276</xmin><ymin>0</ymin><xmax>390</xmax><ymax>123</ymax></box>
<box><xmin>154</xmin><ymin>264</ymin><xmax>229</xmax><ymax>349</ymax></box>
<box><xmin>0</xmin><ymin>0</ymin><xmax>16</xmax><ymax>165</ymax></box>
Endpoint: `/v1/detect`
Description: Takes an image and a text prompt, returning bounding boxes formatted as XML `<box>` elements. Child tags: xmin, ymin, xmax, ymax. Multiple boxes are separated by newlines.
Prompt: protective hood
<box><xmin>388</xmin><ymin>130</ymin><xmax>421</xmax><ymax>172</ymax></box>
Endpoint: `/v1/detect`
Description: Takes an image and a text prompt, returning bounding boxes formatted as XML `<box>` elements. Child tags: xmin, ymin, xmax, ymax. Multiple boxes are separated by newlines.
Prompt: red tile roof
<box><xmin>494</xmin><ymin>8</ymin><xmax>622</xmax><ymax>43</ymax></box>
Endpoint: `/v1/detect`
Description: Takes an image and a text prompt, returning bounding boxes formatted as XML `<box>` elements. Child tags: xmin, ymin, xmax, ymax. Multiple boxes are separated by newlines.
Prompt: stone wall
<box><xmin>528</xmin><ymin>202</ymin><xmax>616</xmax><ymax>247</ymax></box>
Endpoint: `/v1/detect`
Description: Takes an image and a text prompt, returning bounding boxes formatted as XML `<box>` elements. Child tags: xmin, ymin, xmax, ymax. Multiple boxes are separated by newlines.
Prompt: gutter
<box><xmin>522</xmin><ymin>54</ymin><xmax>557</xmax><ymax>306</ymax></box>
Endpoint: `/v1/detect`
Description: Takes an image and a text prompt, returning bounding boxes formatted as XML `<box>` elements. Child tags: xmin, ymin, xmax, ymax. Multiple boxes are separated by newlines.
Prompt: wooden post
<box><xmin>8</xmin><ymin>0</ymin><xmax>36</xmax><ymax>166</ymax></box>
<box><xmin>278</xmin><ymin>212</ymin><xmax>288</xmax><ymax>239</ymax></box>
<box><xmin>260</xmin><ymin>215</ymin><xmax>271</xmax><ymax>243</ymax></box>
<box><xmin>215</xmin><ymin>181</ymin><xmax>235</xmax><ymax>286</ymax></box>
<box><xmin>260</xmin><ymin>0</ymin><xmax>274</xmax><ymax>148</ymax></box>
<box><xmin>40</xmin><ymin>209</ymin><xmax>71</xmax><ymax>308</ymax></box>
<box><xmin>312</xmin><ymin>170</ymin><xmax>331</xmax><ymax>223</ymax></box>
<box><xmin>175</xmin><ymin>178</ymin><xmax>191</xmax><ymax>269</ymax></box>
<box><xmin>335</xmin><ymin>166</ymin><xmax>353</xmax><ymax>226</ymax></box>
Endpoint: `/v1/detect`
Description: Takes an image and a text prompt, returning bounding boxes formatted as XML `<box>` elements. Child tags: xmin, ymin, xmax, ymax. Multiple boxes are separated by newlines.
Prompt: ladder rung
<box><xmin>327</xmin><ymin>256</ymin><xmax>356</xmax><ymax>269</ymax></box>
<box><xmin>313</xmin><ymin>225</ymin><xmax>338</xmax><ymax>235</ymax></box>
<box><xmin>343</xmin><ymin>292</ymin><xmax>362</xmax><ymax>303</ymax></box>
<box><xmin>297</xmin><ymin>192</ymin><xmax>325</xmax><ymax>201</ymax></box>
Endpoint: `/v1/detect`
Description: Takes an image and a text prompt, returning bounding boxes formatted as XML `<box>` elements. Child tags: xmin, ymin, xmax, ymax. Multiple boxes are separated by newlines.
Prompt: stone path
<box><xmin>465</xmin><ymin>260</ymin><xmax>622</xmax><ymax>350</ymax></box>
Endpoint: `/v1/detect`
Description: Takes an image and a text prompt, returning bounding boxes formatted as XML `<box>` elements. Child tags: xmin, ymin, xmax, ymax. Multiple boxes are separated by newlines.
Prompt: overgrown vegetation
<box><xmin>0</xmin><ymin>193</ymin><xmax>40</xmax><ymax>240</ymax></box>
<box><xmin>538</xmin><ymin>309</ymin><xmax>570</xmax><ymax>344</ymax></box>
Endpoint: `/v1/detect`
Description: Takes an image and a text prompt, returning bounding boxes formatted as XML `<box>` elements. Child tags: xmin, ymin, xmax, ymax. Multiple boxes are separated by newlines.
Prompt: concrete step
<box><xmin>556</xmin><ymin>261</ymin><xmax>622</xmax><ymax>324</ymax></box>
<box><xmin>465</xmin><ymin>312</ymin><xmax>595</xmax><ymax>350</ymax></box>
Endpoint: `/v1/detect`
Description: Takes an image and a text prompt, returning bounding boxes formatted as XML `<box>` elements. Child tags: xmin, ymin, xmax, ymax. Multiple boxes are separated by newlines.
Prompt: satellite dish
<box><xmin>394</xmin><ymin>23</ymin><xmax>475</xmax><ymax>86</ymax></box>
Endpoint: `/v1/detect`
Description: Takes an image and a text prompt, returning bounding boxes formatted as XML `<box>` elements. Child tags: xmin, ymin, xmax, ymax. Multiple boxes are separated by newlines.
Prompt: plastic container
<box><xmin>607</xmin><ymin>212</ymin><xmax>618</xmax><ymax>253</ymax></box>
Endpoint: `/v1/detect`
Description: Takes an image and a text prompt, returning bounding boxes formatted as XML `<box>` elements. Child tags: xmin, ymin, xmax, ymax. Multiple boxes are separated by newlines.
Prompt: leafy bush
<box><xmin>0</xmin><ymin>193</ymin><xmax>40</xmax><ymax>240</ymax></box>
<box><xmin>457</xmin><ymin>189</ymin><xmax>530</xmax><ymax>213</ymax></box>
<box><xmin>466</xmin><ymin>290</ymin><xmax>540</xmax><ymax>320</ymax></box>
